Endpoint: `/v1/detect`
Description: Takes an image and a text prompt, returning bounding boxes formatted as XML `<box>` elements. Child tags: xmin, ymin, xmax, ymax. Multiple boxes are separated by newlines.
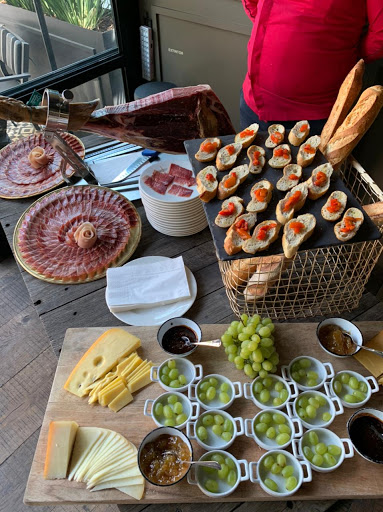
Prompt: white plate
<box><xmin>141</xmin><ymin>195</ymin><xmax>203</xmax><ymax>212</ymax></box>
<box><xmin>145</xmin><ymin>209</ymin><xmax>207</xmax><ymax>226</ymax></box>
<box><xmin>145</xmin><ymin>219</ymin><xmax>207</xmax><ymax>237</ymax></box>
<box><xmin>146</xmin><ymin>213</ymin><xmax>208</xmax><ymax>231</ymax></box>
<box><xmin>106</xmin><ymin>256</ymin><xmax>197</xmax><ymax>326</ymax></box>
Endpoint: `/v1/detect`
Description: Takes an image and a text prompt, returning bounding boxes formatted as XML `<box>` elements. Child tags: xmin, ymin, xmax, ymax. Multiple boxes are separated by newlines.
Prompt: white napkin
<box><xmin>106</xmin><ymin>256</ymin><xmax>191</xmax><ymax>312</ymax></box>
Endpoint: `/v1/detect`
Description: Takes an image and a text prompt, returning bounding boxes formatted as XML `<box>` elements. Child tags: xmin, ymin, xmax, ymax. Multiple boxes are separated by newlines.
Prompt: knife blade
<box><xmin>110</xmin><ymin>149</ymin><xmax>159</xmax><ymax>184</ymax></box>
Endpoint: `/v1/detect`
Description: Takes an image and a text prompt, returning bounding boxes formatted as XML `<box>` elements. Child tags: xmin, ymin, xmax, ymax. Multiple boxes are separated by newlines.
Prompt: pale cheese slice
<box><xmin>93</xmin><ymin>466</ymin><xmax>142</xmax><ymax>484</ymax></box>
<box><xmin>84</xmin><ymin>436</ymin><xmax>134</xmax><ymax>479</ymax></box>
<box><xmin>86</xmin><ymin>460</ymin><xmax>138</xmax><ymax>487</ymax></box>
<box><xmin>127</xmin><ymin>360</ymin><xmax>149</xmax><ymax>380</ymax></box>
<box><xmin>75</xmin><ymin>430</ymin><xmax>117</xmax><ymax>481</ymax></box>
<box><xmin>116</xmin><ymin>353</ymin><xmax>139</xmax><ymax>375</ymax></box>
<box><xmin>82</xmin><ymin>433</ymin><xmax>126</xmax><ymax>480</ymax></box>
<box><xmin>108</xmin><ymin>387</ymin><xmax>133</xmax><ymax>412</ymax></box>
<box><xmin>121</xmin><ymin>357</ymin><xmax>143</xmax><ymax>378</ymax></box>
<box><xmin>128</xmin><ymin>371</ymin><xmax>152</xmax><ymax>393</ymax></box>
<box><xmin>99</xmin><ymin>381</ymin><xmax>126</xmax><ymax>407</ymax></box>
<box><xmin>90</xmin><ymin>474</ymin><xmax>144</xmax><ymax>489</ymax></box>
<box><xmin>116</xmin><ymin>484</ymin><xmax>145</xmax><ymax>500</ymax></box>
<box><xmin>68</xmin><ymin>427</ymin><xmax>104</xmax><ymax>480</ymax></box>
<box><xmin>64</xmin><ymin>328</ymin><xmax>141</xmax><ymax>397</ymax></box>
<box><xmin>43</xmin><ymin>421</ymin><xmax>78</xmax><ymax>479</ymax></box>
<box><xmin>86</xmin><ymin>453</ymin><xmax>137</xmax><ymax>485</ymax></box>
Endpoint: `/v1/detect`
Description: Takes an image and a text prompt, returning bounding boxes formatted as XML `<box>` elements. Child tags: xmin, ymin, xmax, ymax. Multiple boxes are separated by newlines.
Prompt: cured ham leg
<box><xmin>0</xmin><ymin>85</ymin><xmax>234</xmax><ymax>153</ymax></box>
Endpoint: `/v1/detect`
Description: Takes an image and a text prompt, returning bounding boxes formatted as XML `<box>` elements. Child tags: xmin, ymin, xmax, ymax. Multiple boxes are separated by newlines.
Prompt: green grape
<box><xmin>298</xmin><ymin>408</ymin><xmax>307</xmax><ymax>419</ymax></box>
<box><xmin>259</xmin><ymin>389</ymin><xmax>270</xmax><ymax>403</ymax></box>
<box><xmin>298</xmin><ymin>369</ymin><xmax>306</xmax><ymax>377</ymax></box>
<box><xmin>263</xmin><ymin>377</ymin><xmax>273</xmax><ymax>388</ymax></box>
<box><xmin>273</xmin><ymin>413</ymin><xmax>286</xmax><ymax>424</ymax></box>
<box><xmin>262</xmin><ymin>360</ymin><xmax>273</xmax><ymax>372</ymax></box>
<box><xmin>244</xmin><ymin>363</ymin><xmax>254</xmax><ymax>377</ymax></box>
<box><xmin>228</xmin><ymin>354</ymin><xmax>235</xmax><ymax>363</ymax></box>
<box><xmin>237</xmin><ymin>322</ymin><xmax>244</xmax><ymax>334</ymax></box>
<box><xmin>312</xmin><ymin>454</ymin><xmax>324</xmax><ymax>466</ymax></box>
<box><xmin>221</xmin><ymin>334</ymin><xmax>233</xmax><ymax>345</ymax></box>
<box><xmin>285</xmin><ymin>476</ymin><xmax>298</xmax><ymax>491</ymax></box>
<box><xmin>214</xmin><ymin>414</ymin><xmax>224</xmax><ymax>425</ymax></box>
<box><xmin>225</xmin><ymin>456</ymin><xmax>236</xmax><ymax>469</ymax></box>
<box><xmin>205</xmin><ymin>479</ymin><xmax>219</xmax><ymax>493</ymax></box>
<box><xmin>292</xmin><ymin>371</ymin><xmax>301</xmax><ymax>382</ymax></box>
<box><xmin>223</xmin><ymin>419</ymin><xmax>233</xmax><ymax>432</ymax></box>
<box><xmin>161</xmin><ymin>375</ymin><xmax>170</xmax><ymax>386</ymax></box>
<box><xmin>197</xmin><ymin>426</ymin><xmax>208</xmax><ymax>441</ymax></box>
<box><xmin>227</xmin><ymin>326</ymin><xmax>237</xmax><ymax>336</ymax></box>
<box><xmin>200</xmin><ymin>381</ymin><xmax>210</xmax><ymax>392</ymax></box>
<box><xmin>254</xmin><ymin>381</ymin><xmax>264</xmax><ymax>394</ymax></box>
<box><xmin>308</xmin><ymin>397</ymin><xmax>320</xmax><ymax>409</ymax></box>
<box><xmin>238</xmin><ymin>333</ymin><xmax>248</xmax><ymax>342</ymax></box>
<box><xmin>251</xmin><ymin>314</ymin><xmax>261</xmax><ymax>325</ymax></box>
<box><xmin>328</xmin><ymin>444</ymin><xmax>341</xmax><ymax>456</ymax></box>
<box><xmin>179</xmin><ymin>374</ymin><xmax>187</xmax><ymax>385</ymax></box>
<box><xmin>264</xmin><ymin>478</ymin><xmax>278</xmax><ymax>492</ymax></box>
<box><xmin>299</xmin><ymin>358</ymin><xmax>311</xmax><ymax>369</ymax></box>
<box><xmin>219</xmin><ymin>392</ymin><xmax>231</xmax><ymax>404</ymax></box>
<box><xmin>220</xmin><ymin>382</ymin><xmax>230</xmax><ymax>392</ymax></box>
<box><xmin>206</xmin><ymin>386</ymin><xmax>217</xmax><ymax>401</ymax></box>
<box><xmin>169</xmin><ymin>379</ymin><xmax>180</xmax><ymax>388</ymax></box>
<box><xmin>154</xmin><ymin>402</ymin><xmax>163</xmax><ymax>417</ymax></box>
<box><xmin>278</xmin><ymin>424</ymin><xmax>291</xmax><ymax>434</ymax></box>
<box><xmin>164</xmin><ymin>418</ymin><xmax>176</xmax><ymax>427</ymax></box>
<box><xmin>244</xmin><ymin>325</ymin><xmax>256</xmax><ymax>337</ymax></box>
<box><xmin>271</xmin><ymin>463</ymin><xmax>282</xmax><ymax>475</ymax></box>
<box><xmin>259</xmin><ymin>412</ymin><xmax>272</xmax><ymax>424</ymax></box>
<box><xmin>199</xmin><ymin>392</ymin><xmax>207</xmax><ymax>402</ymax></box>
<box><xmin>273</xmin><ymin>397</ymin><xmax>283</xmax><ymax>406</ymax></box>
<box><xmin>333</xmin><ymin>380</ymin><xmax>342</xmax><ymax>394</ymax></box>
<box><xmin>218</xmin><ymin>463</ymin><xmax>229</xmax><ymax>479</ymax></box>
<box><xmin>176</xmin><ymin>413</ymin><xmax>187</xmax><ymax>425</ymax></box>
<box><xmin>221</xmin><ymin>431</ymin><xmax>232</xmax><ymax>442</ymax></box>
<box><xmin>227</xmin><ymin>469</ymin><xmax>237</xmax><ymax>486</ymax></box>
<box><xmin>168</xmin><ymin>368</ymin><xmax>179</xmax><ymax>380</ymax></box>
<box><xmin>316</xmin><ymin>395</ymin><xmax>327</xmax><ymax>406</ymax></box>
<box><xmin>298</xmin><ymin>396</ymin><xmax>309</xmax><ymax>408</ymax></box>
<box><xmin>234</xmin><ymin>356</ymin><xmax>245</xmax><ymax>367</ymax></box>
<box><xmin>173</xmin><ymin>401</ymin><xmax>183</xmax><ymax>414</ymax></box>
<box><xmin>163</xmin><ymin>404</ymin><xmax>174</xmax><ymax>419</ymax></box>
<box><xmin>315</xmin><ymin>442</ymin><xmax>327</xmax><ymax>455</ymax></box>
<box><xmin>168</xmin><ymin>359</ymin><xmax>176</xmax><ymax>370</ymax></box>
<box><xmin>306</xmin><ymin>405</ymin><xmax>317</xmax><ymax>419</ymax></box>
<box><xmin>252</xmin><ymin>334</ymin><xmax>261</xmax><ymax>344</ymax></box>
<box><xmin>255</xmin><ymin>422</ymin><xmax>268</xmax><ymax>434</ymax></box>
<box><xmin>349</xmin><ymin>377</ymin><xmax>359</xmax><ymax>390</ymax></box>
<box><xmin>307</xmin><ymin>371</ymin><xmax>318</xmax><ymax>380</ymax></box>
<box><xmin>261</xmin><ymin>347</ymin><xmax>273</xmax><ymax>359</ymax></box>
<box><xmin>269</xmin><ymin>353</ymin><xmax>279</xmax><ymax>366</ymax></box>
<box><xmin>202</xmin><ymin>414</ymin><xmax>214</xmax><ymax>426</ymax></box>
<box><xmin>359</xmin><ymin>381</ymin><xmax>368</xmax><ymax>393</ymax></box>
<box><xmin>340</xmin><ymin>373</ymin><xmax>350</xmax><ymax>384</ymax></box>
<box><xmin>268</xmin><ymin>323</ymin><xmax>275</xmax><ymax>333</ymax></box>
<box><xmin>231</xmin><ymin>320</ymin><xmax>240</xmax><ymax>329</ymax></box>
<box><xmin>279</xmin><ymin>389</ymin><xmax>288</xmax><ymax>402</ymax></box>
<box><xmin>212</xmin><ymin>424</ymin><xmax>223</xmax><ymax>436</ymax></box>
<box><xmin>322</xmin><ymin>412</ymin><xmax>332</xmax><ymax>422</ymax></box>
<box><xmin>263</xmin><ymin>455</ymin><xmax>275</xmax><ymax>469</ymax></box>
<box><xmin>276</xmin><ymin>433</ymin><xmax>290</xmax><ymax>445</ymax></box>
<box><xmin>259</xmin><ymin>326</ymin><xmax>271</xmax><ymax>338</ymax></box>
<box><xmin>266</xmin><ymin>427</ymin><xmax>276</xmax><ymax>439</ymax></box>
<box><xmin>227</xmin><ymin>344</ymin><xmax>237</xmax><ymax>355</ymax></box>
<box><xmin>211</xmin><ymin>453</ymin><xmax>225</xmax><ymax>465</ymax></box>
<box><xmin>323</xmin><ymin>453</ymin><xmax>337</xmax><ymax>467</ymax></box>
<box><xmin>252</xmin><ymin>362</ymin><xmax>262</xmax><ymax>372</ymax></box>
<box><xmin>282</xmin><ymin>465</ymin><xmax>294</xmax><ymax>478</ymax></box>
<box><xmin>307</xmin><ymin>378</ymin><xmax>317</xmax><ymax>387</ymax></box>
<box><xmin>344</xmin><ymin>394</ymin><xmax>358</xmax><ymax>403</ymax></box>
<box><xmin>276</xmin><ymin>454</ymin><xmax>286</xmax><ymax>467</ymax></box>
<box><xmin>308</xmin><ymin>431</ymin><xmax>319</xmax><ymax>445</ymax></box>
<box><xmin>167</xmin><ymin>394</ymin><xmax>178</xmax><ymax>405</ymax></box>
<box><xmin>353</xmin><ymin>390</ymin><xmax>366</xmax><ymax>401</ymax></box>
<box><xmin>252</xmin><ymin>349</ymin><xmax>264</xmax><ymax>363</ymax></box>
<box><xmin>303</xmin><ymin>446</ymin><xmax>314</xmax><ymax>461</ymax></box>
<box><xmin>260</xmin><ymin>337</ymin><xmax>274</xmax><ymax>348</ymax></box>
<box><xmin>275</xmin><ymin>381</ymin><xmax>284</xmax><ymax>392</ymax></box>
<box><xmin>262</xmin><ymin>317</ymin><xmax>272</xmax><ymax>326</ymax></box>
<box><xmin>241</xmin><ymin>313</ymin><xmax>248</xmax><ymax>325</ymax></box>
<box><xmin>162</xmin><ymin>366</ymin><xmax>170</xmax><ymax>375</ymax></box>
<box><xmin>209</xmin><ymin>377</ymin><xmax>218</xmax><ymax>387</ymax></box>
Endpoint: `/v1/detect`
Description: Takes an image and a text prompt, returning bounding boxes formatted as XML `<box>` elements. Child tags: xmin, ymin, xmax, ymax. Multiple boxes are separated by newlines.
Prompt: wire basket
<box><xmin>219</xmin><ymin>157</ymin><xmax>383</xmax><ymax>320</ymax></box>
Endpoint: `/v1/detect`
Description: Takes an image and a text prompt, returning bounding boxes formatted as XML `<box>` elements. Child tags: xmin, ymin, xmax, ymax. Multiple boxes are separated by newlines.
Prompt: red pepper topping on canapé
<box><xmin>274</xmin><ymin>148</ymin><xmax>290</xmax><ymax>159</ymax></box>
<box><xmin>226</xmin><ymin>145</ymin><xmax>236</xmax><ymax>156</ymax></box>
<box><xmin>239</xmin><ymin>129</ymin><xmax>254</xmax><ymax>138</ymax></box>
<box><xmin>205</xmin><ymin>173</ymin><xmax>215</xmax><ymax>182</ymax></box>
<box><xmin>234</xmin><ymin>219</ymin><xmax>251</xmax><ymax>239</ymax></box>
<box><xmin>314</xmin><ymin>171</ymin><xmax>327</xmax><ymax>187</ymax></box>
<box><xmin>327</xmin><ymin>198</ymin><xmax>341</xmax><ymax>213</ymax></box>
<box><xmin>340</xmin><ymin>216</ymin><xmax>362</xmax><ymax>233</ymax></box>
<box><xmin>303</xmin><ymin>144</ymin><xmax>316</xmax><ymax>154</ymax></box>
<box><xmin>257</xmin><ymin>223</ymin><xmax>277</xmax><ymax>241</ymax></box>
<box><xmin>271</xmin><ymin>132</ymin><xmax>283</xmax><ymax>144</ymax></box>
<box><xmin>219</xmin><ymin>202</ymin><xmax>235</xmax><ymax>216</ymax></box>
<box><xmin>201</xmin><ymin>141</ymin><xmax>218</xmax><ymax>153</ymax></box>
<box><xmin>299</xmin><ymin>123</ymin><xmax>308</xmax><ymax>132</ymax></box>
<box><xmin>224</xmin><ymin>172</ymin><xmax>237</xmax><ymax>189</ymax></box>
<box><xmin>289</xmin><ymin>174</ymin><xmax>299</xmax><ymax>180</ymax></box>
<box><xmin>252</xmin><ymin>150</ymin><xmax>261</xmax><ymax>166</ymax></box>
<box><xmin>289</xmin><ymin>221</ymin><xmax>305</xmax><ymax>234</ymax></box>
<box><xmin>283</xmin><ymin>191</ymin><xmax>302</xmax><ymax>212</ymax></box>
<box><xmin>254</xmin><ymin>188</ymin><xmax>268</xmax><ymax>202</ymax></box>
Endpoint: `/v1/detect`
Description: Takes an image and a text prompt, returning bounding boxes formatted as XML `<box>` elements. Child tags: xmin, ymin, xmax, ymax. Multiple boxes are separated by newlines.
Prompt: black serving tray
<box><xmin>184</xmin><ymin>132</ymin><xmax>381</xmax><ymax>262</ymax></box>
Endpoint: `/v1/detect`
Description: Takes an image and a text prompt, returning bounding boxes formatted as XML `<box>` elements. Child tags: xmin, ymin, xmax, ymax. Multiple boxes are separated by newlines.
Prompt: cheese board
<box><xmin>25</xmin><ymin>323</ymin><xmax>383</xmax><ymax>505</ymax></box>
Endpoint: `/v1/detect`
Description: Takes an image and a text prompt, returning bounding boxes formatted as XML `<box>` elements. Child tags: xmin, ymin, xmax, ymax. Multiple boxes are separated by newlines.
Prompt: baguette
<box><xmin>265</xmin><ymin>124</ymin><xmax>285</xmax><ymax>148</ymax></box>
<box><xmin>217</xmin><ymin>164</ymin><xmax>249</xmax><ymax>200</ymax></box>
<box><xmin>276</xmin><ymin>164</ymin><xmax>302</xmax><ymax>192</ymax></box>
<box><xmin>306</xmin><ymin>162</ymin><xmax>333</xmax><ymax>200</ymax></box>
<box><xmin>214</xmin><ymin>196</ymin><xmax>244</xmax><ymax>228</ymax></box>
<box><xmin>247</xmin><ymin>179</ymin><xmax>273</xmax><ymax>213</ymax></box>
<box><xmin>247</xmin><ymin>145</ymin><xmax>266</xmax><ymax>174</ymax></box>
<box><xmin>321</xmin><ymin>190</ymin><xmax>347</xmax><ymax>221</ymax></box>
<box><xmin>362</xmin><ymin>202</ymin><xmax>383</xmax><ymax>227</ymax></box>
<box><xmin>319</xmin><ymin>59</ymin><xmax>365</xmax><ymax>153</ymax></box>
<box><xmin>224</xmin><ymin>213</ymin><xmax>258</xmax><ymax>255</ymax></box>
<box><xmin>235</xmin><ymin>123</ymin><xmax>259</xmax><ymax>148</ymax></box>
<box><xmin>268</xmin><ymin>144</ymin><xmax>292</xmax><ymax>168</ymax></box>
<box><xmin>288</xmin><ymin>121</ymin><xmax>310</xmax><ymax>146</ymax></box>
<box><xmin>244</xmin><ymin>254</ymin><xmax>286</xmax><ymax>301</ymax></box>
<box><xmin>297</xmin><ymin>135</ymin><xmax>321</xmax><ymax>167</ymax></box>
<box><xmin>276</xmin><ymin>182</ymin><xmax>308</xmax><ymax>225</ymax></box>
<box><xmin>196</xmin><ymin>166</ymin><xmax>218</xmax><ymax>202</ymax></box>
<box><xmin>282</xmin><ymin>213</ymin><xmax>316</xmax><ymax>258</ymax></box>
<box><xmin>242</xmin><ymin>220</ymin><xmax>281</xmax><ymax>254</ymax></box>
<box><xmin>195</xmin><ymin>137</ymin><xmax>222</xmax><ymax>162</ymax></box>
<box><xmin>226</xmin><ymin>258</ymin><xmax>259</xmax><ymax>288</ymax></box>
<box><xmin>324</xmin><ymin>85</ymin><xmax>383</xmax><ymax>169</ymax></box>
<box><xmin>216</xmin><ymin>142</ymin><xmax>242</xmax><ymax>171</ymax></box>
<box><xmin>334</xmin><ymin>207</ymin><xmax>364</xmax><ymax>242</ymax></box>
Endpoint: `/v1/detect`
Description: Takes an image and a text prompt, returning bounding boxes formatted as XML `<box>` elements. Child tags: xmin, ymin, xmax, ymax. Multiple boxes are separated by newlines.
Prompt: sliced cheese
<box><xmin>121</xmin><ymin>357</ymin><xmax>143</xmax><ymax>378</ymax></box>
<box><xmin>75</xmin><ymin>430</ymin><xmax>116</xmax><ymax>482</ymax></box>
<box><xmin>99</xmin><ymin>381</ymin><xmax>126</xmax><ymax>407</ymax></box>
<box><xmin>64</xmin><ymin>328</ymin><xmax>141</xmax><ymax>397</ymax></box>
<box><xmin>84</xmin><ymin>436</ymin><xmax>133</xmax><ymax>479</ymax></box>
<box><xmin>116</xmin><ymin>353</ymin><xmax>139</xmax><ymax>374</ymax></box>
<box><xmin>43</xmin><ymin>421</ymin><xmax>78</xmax><ymax>479</ymax></box>
<box><xmin>97</xmin><ymin>376</ymin><xmax>124</xmax><ymax>398</ymax></box>
<box><xmin>108</xmin><ymin>387</ymin><xmax>133</xmax><ymax>412</ymax></box>
<box><xmin>116</xmin><ymin>484</ymin><xmax>145</xmax><ymax>500</ymax></box>
<box><xmin>90</xmin><ymin>474</ymin><xmax>144</xmax><ymax>489</ymax></box>
<box><xmin>68</xmin><ymin>427</ymin><xmax>103</xmax><ymax>480</ymax></box>
<box><xmin>127</xmin><ymin>360</ymin><xmax>148</xmax><ymax>379</ymax></box>
<box><xmin>128</xmin><ymin>371</ymin><xmax>152</xmax><ymax>393</ymax></box>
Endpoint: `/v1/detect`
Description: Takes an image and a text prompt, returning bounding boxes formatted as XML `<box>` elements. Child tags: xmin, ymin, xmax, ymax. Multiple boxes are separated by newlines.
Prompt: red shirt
<box><xmin>242</xmin><ymin>0</ymin><xmax>383</xmax><ymax>121</ymax></box>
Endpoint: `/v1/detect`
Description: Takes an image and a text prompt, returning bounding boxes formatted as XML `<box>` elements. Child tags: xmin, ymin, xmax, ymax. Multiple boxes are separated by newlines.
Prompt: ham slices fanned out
<box><xmin>169</xmin><ymin>163</ymin><xmax>196</xmax><ymax>187</ymax></box>
<box><xmin>74</xmin><ymin>222</ymin><xmax>97</xmax><ymax>249</ymax></box>
<box><xmin>28</xmin><ymin>146</ymin><xmax>54</xmax><ymax>169</ymax></box>
<box><xmin>168</xmin><ymin>184</ymin><xmax>193</xmax><ymax>197</ymax></box>
<box><xmin>143</xmin><ymin>163</ymin><xmax>195</xmax><ymax>197</ymax></box>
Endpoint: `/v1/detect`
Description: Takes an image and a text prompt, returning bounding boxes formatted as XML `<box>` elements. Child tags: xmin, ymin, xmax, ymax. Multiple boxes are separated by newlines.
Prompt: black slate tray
<box><xmin>184</xmin><ymin>132</ymin><xmax>381</xmax><ymax>262</ymax></box>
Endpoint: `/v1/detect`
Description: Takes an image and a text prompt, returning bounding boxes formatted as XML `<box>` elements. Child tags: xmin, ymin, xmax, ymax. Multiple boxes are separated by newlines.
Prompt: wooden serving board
<box><xmin>25</xmin><ymin>323</ymin><xmax>383</xmax><ymax>505</ymax></box>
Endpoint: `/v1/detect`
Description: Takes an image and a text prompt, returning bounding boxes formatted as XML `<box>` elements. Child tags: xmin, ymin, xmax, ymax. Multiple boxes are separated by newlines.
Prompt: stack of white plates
<box><xmin>139</xmin><ymin>162</ymin><xmax>208</xmax><ymax>237</ymax></box>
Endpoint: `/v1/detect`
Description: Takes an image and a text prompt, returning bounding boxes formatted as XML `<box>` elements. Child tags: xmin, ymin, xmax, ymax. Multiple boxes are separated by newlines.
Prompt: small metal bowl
<box><xmin>157</xmin><ymin>317</ymin><xmax>201</xmax><ymax>358</ymax></box>
<box><xmin>347</xmin><ymin>408</ymin><xmax>383</xmax><ymax>464</ymax></box>
<box><xmin>316</xmin><ymin>318</ymin><xmax>363</xmax><ymax>358</ymax></box>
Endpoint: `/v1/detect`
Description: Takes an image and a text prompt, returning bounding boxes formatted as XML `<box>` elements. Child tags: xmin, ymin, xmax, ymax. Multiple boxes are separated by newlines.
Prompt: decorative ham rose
<box><xmin>28</xmin><ymin>146</ymin><xmax>54</xmax><ymax>169</ymax></box>
<box><xmin>74</xmin><ymin>222</ymin><xmax>97</xmax><ymax>249</ymax></box>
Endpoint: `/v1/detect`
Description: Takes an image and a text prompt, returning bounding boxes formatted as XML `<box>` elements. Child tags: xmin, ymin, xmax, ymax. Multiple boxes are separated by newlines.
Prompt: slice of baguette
<box><xmin>362</xmin><ymin>202</ymin><xmax>383</xmax><ymax>227</ymax></box>
<box><xmin>276</xmin><ymin>164</ymin><xmax>302</xmax><ymax>192</ymax></box>
<box><xmin>334</xmin><ymin>207</ymin><xmax>364</xmax><ymax>242</ymax></box>
<box><xmin>276</xmin><ymin>182</ymin><xmax>308</xmax><ymax>225</ymax></box>
<box><xmin>306</xmin><ymin>162</ymin><xmax>333</xmax><ymax>200</ymax></box>
<box><xmin>224</xmin><ymin>212</ymin><xmax>258</xmax><ymax>255</ymax></box>
<box><xmin>268</xmin><ymin>144</ymin><xmax>292</xmax><ymax>168</ymax></box>
<box><xmin>265</xmin><ymin>124</ymin><xmax>285</xmax><ymax>148</ymax></box>
<box><xmin>282</xmin><ymin>213</ymin><xmax>316</xmax><ymax>258</ymax></box>
<box><xmin>247</xmin><ymin>145</ymin><xmax>266</xmax><ymax>175</ymax></box>
<box><xmin>297</xmin><ymin>135</ymin><xmax>321</xmax><ymax>167</ymax></box>
<box><xmin>247</xmin><ymin>179</ymin><xmax>273</xmax><ymax>213</ymax></box>
<box><xmin>195</xmin><ymin>137</ymin><xmax>222</xmax><ymax>162</ymax></box>
<box><xmin>288</xmin><ymin>121</ymin><xmax>310</xmax><ymax>146</ymax></box>
<box><xmin>321</xmin><ymin>190</ymin><xmax>347</xmax><ymax>221</ymax></box>
<box><xmin>242</xmin><ymin>220</ymin><xmax>281</xmax><ymax>254</ymax></box>
<box><xmin>217</xmin><ymin>164</ymin><xmax>249</xmax><ymax>200</ymax></box>
<box><xmin>226</xmin><ymin>258</ymin><xmax>258</xmax><ymax>288</ymax></box>
<box><xmin>244</xmin><ymin>254</ymin><xmax>286</xmax><ymax>301</ymax></box>
<box><xmin>319</xmin><ymin>59</ymin><xmax>365</xmax><ymax>153</ymax></box>
<box><xmin>215</xmin><ymin>196</ymin><xmax>244</xmax><ymax>228</ymax></box>
<box><xmin>216</xmin><ymin>142</ymin><xmax>243</xmax><ymax>171</ymax></box>
<box><xmin>196</xmin><ymin>166</ymin><xmax>218</xmax><ymax>203</ymax></box>
<box><xmin>235</xmin><ymin>123</ymin><xmax>259</xmax><ymax>148</ymax></box>
<box><xmin>324</xmin><ymin>85</ymin><xmax>383</xmax><ymax>170</ymax></box>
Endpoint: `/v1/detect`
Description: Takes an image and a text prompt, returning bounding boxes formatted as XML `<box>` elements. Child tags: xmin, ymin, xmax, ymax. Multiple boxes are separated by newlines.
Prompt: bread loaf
<box><xmin>226</xmin><ymin>258</ymin><xmax>258</xmax><ymax>288</ymax></box>
<box><xmin>363</xmin><ymin>202</ymin><xmax>383</xmax><ymax>227</ymax></box>
<box><xmin>319</xmin><ymin>59</ymin><xmax>365</xmax><ymax>152</ymax></box>
<box><xmin>324</xmin><ymin>85</ymin><xmax>383</xmax><ymax>169</ymax></box>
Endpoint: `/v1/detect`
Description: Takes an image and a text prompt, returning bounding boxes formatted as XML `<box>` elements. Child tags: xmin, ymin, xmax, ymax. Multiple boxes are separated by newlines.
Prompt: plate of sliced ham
<box><xmin>139</xmin><ymin>162</ymin><xmax>198</xmax><ymax>202</ymax></box>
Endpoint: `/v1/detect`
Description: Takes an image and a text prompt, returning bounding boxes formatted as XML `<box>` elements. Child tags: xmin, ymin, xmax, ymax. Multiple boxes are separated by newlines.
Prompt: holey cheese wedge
<box><xmin>64</xmin><ymin>328</ymin><xmax>141</xmax><ymax>397</ymax></box>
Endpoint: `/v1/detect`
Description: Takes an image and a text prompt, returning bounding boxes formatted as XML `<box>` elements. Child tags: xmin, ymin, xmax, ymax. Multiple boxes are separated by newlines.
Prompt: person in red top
<box><xmin>240</xmin><ymin>0</ymin><xmax>383</xmax><ymax>133</ymax></box>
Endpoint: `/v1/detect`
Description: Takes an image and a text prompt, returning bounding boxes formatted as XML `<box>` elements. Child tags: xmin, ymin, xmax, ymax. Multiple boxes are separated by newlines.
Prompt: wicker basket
<box><xmin>219</xmin><ymin>157</ymin><xmax>383</xmax><ymax>320</ymax></box>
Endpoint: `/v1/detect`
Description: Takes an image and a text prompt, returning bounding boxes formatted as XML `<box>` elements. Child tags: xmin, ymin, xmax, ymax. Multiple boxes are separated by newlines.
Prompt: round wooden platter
<box><xmin>13</xmin><ymin>185</ymin><xmax>142</xmax><ymax>284</ymax></box>
<box><xmin>0</xmin><ymin>132</ymin><xmax>85</xmax><ymax>199</ymax></box>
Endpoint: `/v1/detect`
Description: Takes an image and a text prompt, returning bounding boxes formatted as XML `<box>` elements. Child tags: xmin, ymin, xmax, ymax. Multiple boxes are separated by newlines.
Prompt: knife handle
<box><xmin>142</xmin><ymin>149</ymin><xmax>159</xmax><ymax>158</ymax></box>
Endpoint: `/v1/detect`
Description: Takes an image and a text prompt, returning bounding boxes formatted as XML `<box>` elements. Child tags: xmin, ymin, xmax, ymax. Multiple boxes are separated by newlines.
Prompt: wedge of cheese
<box><xmin>64</xmin><ymin>329</ymin><xmax>141</xmax><ymax>397</ymax></box>
<box><xmin>44</xmin><ymin>421</ymin><xmax>79</xmax><ymax>479</ymax></box>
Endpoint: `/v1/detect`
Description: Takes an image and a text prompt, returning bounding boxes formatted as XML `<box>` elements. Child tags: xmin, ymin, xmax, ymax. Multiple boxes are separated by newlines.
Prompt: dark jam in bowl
<box><xmin>318</xmin><ymin>324</ymin><xmax>356</xmax><ymax>356</ymax></box>
<box><xmin>349</xmin><ymin>414</ymin><xmax>383</xmax><ymax>463</ymax></box>
<box><xmin>162</xmin><ymin>325</ymin><xmax>197</xmax><ymax>354</ymax></box>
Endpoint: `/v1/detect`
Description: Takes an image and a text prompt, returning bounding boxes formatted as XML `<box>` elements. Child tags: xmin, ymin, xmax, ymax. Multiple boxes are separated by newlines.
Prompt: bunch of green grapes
<box><xmin>221</xmin><ymin>314</ymin><xmax>279</xmax><ymax>379</ymax></box>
